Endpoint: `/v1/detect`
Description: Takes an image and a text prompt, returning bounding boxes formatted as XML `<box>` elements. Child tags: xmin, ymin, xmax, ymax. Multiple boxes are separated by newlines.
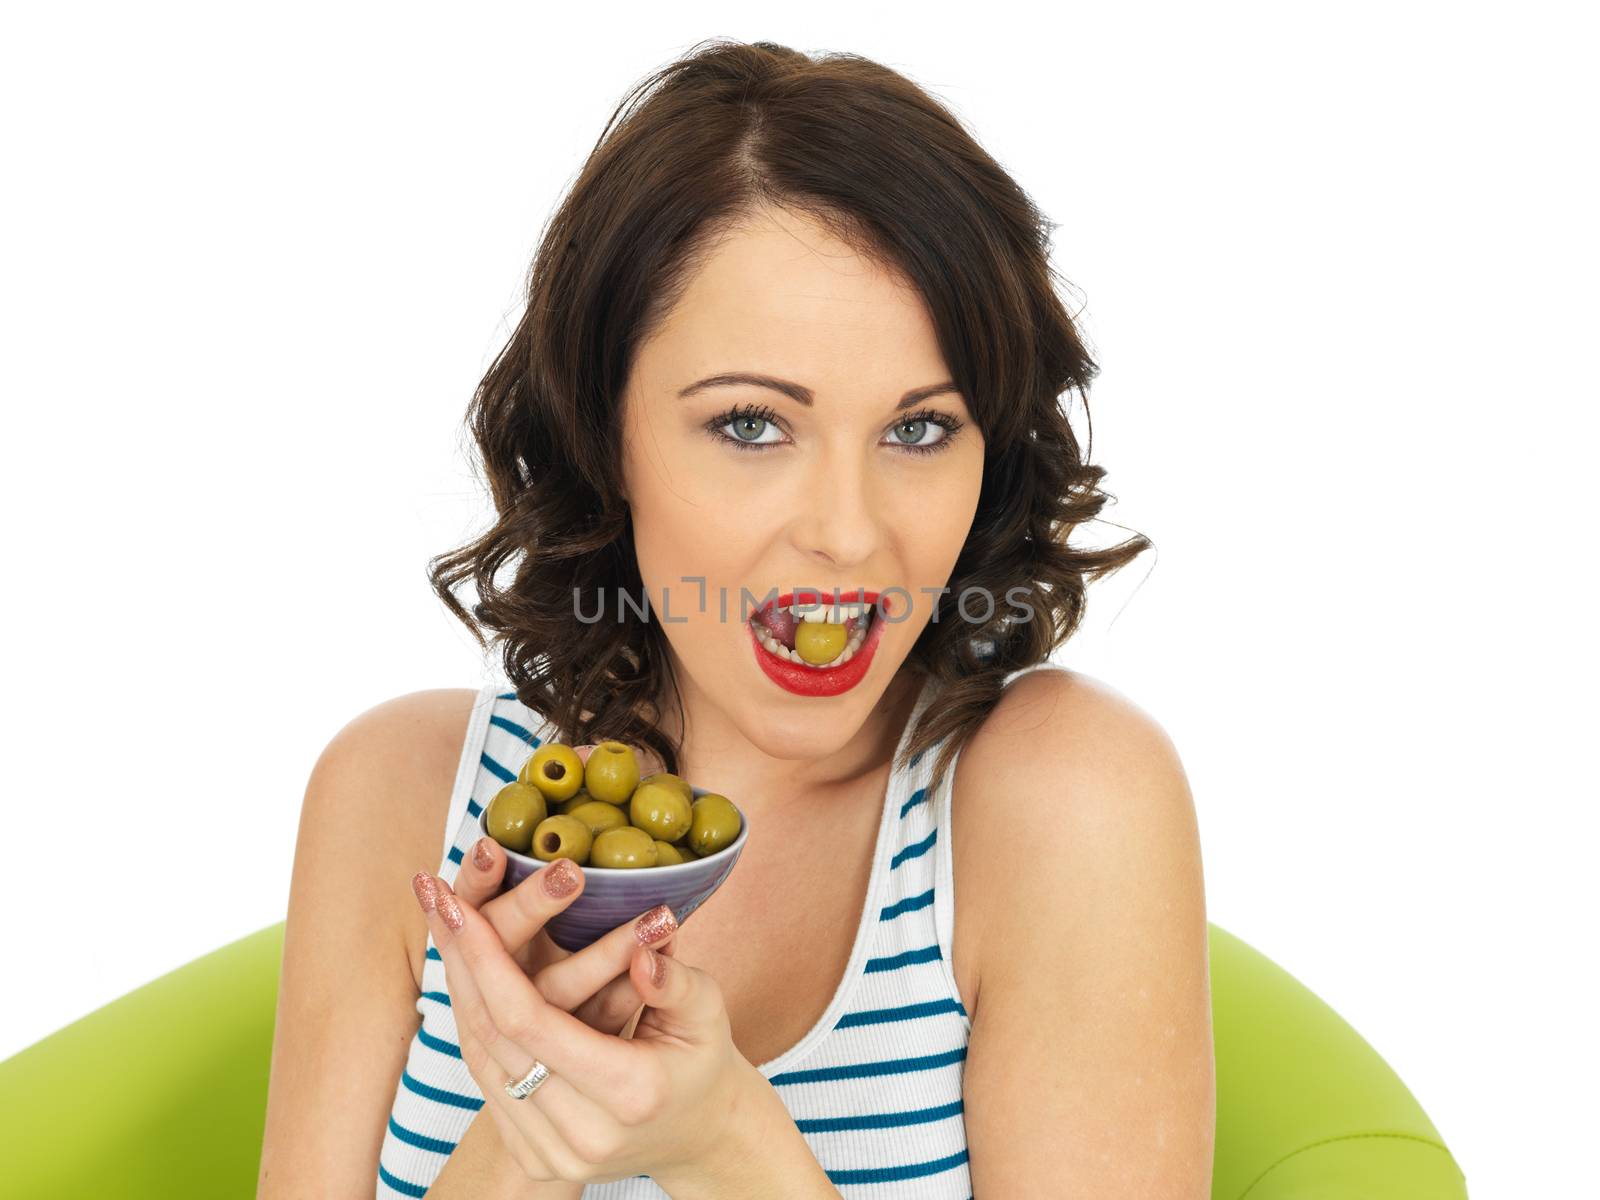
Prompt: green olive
<box><xmin>653</xmin><ymin>840</ymin><xmax>688</xmax><ymax>866</ymax></box>
<box><xmin>553</xmin><ymin>789</ymin><xmax>592</xmax><ymax>816</ymax></box>
<box><xmin>629</xmin><ymin>779</ymin><xmax>692</xmax><ymax>842</ymax></box>
<box><xmin>530</xmin><ymin>814</ymin><xmax>592</xmax><ymax>865</ymax></box>
<box><xmin>484</xmin><ymin>782</ymin><xmax>547</xmax><ymax>854</ymax></box>
<box><xmin>688</xmin><ymin>793</ymin><xmax>740</xmax><ymax>858</ymax></box>
<box><xmin>520</xmin><ymin>743</ymin><xmax>584</xmax><ymax>803</ymax></box>
<box><xmin>566</xmin><ymin>799</ymin><xmax>629</xmax><ymax>839</ymax></box>
<box><xmin>583</xmin><ymin>741</ymin><xmax>640</xmax><ymax>805</ymax></box>
<box><xmin>590</xmin><ymin>825</ymin><xmax>658</xmax><ymax>868</ymax></box>
<box><xmin>795</xmin><ymin>620</ymin><xmax>848</xmax><ymax>665</ymax></box>
<box><xmin>639</xmin><ymin>771</ymin><xmax>693</xmax><ymax>806</ymax></box>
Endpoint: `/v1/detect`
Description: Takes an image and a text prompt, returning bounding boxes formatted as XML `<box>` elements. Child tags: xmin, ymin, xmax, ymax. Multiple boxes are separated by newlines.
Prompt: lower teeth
<box><xmin>755</xmin><ymin>620</ymin><xmax>869</xmax><ymax>668</ymax></box>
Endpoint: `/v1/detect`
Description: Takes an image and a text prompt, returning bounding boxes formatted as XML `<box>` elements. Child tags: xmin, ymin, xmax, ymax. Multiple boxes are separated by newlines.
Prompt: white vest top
<box><xmin>378</xmin><ymin>670</ymin><xmax>1004</xmax><ymax>1199</ymax></box>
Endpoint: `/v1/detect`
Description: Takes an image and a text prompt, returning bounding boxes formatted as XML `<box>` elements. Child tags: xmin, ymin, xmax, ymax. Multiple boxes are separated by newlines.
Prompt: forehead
<box><xmin>637</xmin><ymin>207</ymin><xmax>949</xmax><ymax>392</ymax></box>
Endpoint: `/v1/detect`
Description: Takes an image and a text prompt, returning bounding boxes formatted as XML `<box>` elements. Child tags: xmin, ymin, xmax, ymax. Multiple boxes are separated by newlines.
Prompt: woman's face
<box><xmin>618</xmin><ymin>204</ymin><xmax>984</xmax><ymax>764</ymax></box>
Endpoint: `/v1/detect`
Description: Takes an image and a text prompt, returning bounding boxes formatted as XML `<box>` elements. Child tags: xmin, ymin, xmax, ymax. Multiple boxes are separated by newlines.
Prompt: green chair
<box><xmin>0</xmin><ymin>921</ymin><xmax>1468</xmax><ymax>1198</ymax></box>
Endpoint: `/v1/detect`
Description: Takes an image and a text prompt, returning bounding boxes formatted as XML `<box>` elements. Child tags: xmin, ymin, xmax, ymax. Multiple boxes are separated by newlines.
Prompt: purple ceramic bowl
<box><xmin>479</xmin><ymin>786</ymin><xmax>748</xmax><ymax>953</ymax></box>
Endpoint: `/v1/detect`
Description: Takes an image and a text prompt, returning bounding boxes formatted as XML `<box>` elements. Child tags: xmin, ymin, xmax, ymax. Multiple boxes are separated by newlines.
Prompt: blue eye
<box><xmin>888</xmin><ymin>418</ymin><xmax>946</xmax><ymax>450</ymax></box>
<box><xmin>726</xmin><ymin>411</ymin><xmax>783</xmax><ymax>446</ymax></box>
<box><xmin>703</xmin><ymin>402</ymin><xmax>963</xmax><ymax>456</ymax></box>
<box><xmin>879</xmin><ymin>409</ymin><xmax>962</xmax><ymax>456</ymax></box>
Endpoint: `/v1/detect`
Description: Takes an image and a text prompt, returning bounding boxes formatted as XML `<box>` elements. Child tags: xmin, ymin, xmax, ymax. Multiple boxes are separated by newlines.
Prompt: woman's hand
<box><xmin>411</xmin><ymin>870</ymin><xmax>765</xmax><ymax>1190</ymax></box>
<box><xmin>444</xmin><ymin>742</ymin><xmax>674</xmax><ymax>1036</ymax></box>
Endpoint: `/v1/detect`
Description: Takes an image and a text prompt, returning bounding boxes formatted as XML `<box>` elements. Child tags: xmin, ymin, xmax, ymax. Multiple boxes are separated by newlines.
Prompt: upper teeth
<box><xmin>789</xmin><ymin>602</ymin><xmax>869</xmax><ymax>623</ymax></box>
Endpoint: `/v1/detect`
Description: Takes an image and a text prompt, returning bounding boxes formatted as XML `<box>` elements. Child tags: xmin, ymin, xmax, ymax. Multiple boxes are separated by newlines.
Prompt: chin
<box><xmin>744</xmin><ymin>716</ymin><xmax>865</xmax><ymax>767</ymax></box>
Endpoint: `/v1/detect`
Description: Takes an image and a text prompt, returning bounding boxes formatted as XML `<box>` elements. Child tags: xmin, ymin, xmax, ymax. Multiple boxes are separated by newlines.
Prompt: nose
<box><xmin>786</xmin><ymin>444</ymin><xmax>883</xmax><ymax>570</ymax></box>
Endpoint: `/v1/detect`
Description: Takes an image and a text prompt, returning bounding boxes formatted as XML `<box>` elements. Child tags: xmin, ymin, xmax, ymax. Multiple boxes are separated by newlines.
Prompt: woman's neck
<box><xmin>649</xmin><ymin>663</ymin><xmax>924</xmax><ymax>815</ymax></box>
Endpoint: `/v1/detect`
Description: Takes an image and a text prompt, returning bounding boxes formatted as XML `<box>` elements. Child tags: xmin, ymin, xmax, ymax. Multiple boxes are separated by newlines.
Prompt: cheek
<box><xmin>626</xmin><ymin>480</ymin><xmax>759</xmax><ymax>637</ymax></box>
<box><xmin>914</xmin><ymin>460</ymin><xmax>982</xmax><ymax>560</ymax></box>
<box><xmin>628</xmin><ymin>471</ymin><xmax>768</xmax><ymax>580</ymax></box>
<box><xmin>627</xmin><ymin>444</ymin><xmax>794</xmax><ymax>574</ymax></box>
<box><xmin>891</xmin><ymin>463</ymin><xmax>981</xmax><ymax>619</ymax></box>
<box><xmin>624</xmin><ymin>428</ymin><xmax>765</xmax><ymax>529</ymax></box>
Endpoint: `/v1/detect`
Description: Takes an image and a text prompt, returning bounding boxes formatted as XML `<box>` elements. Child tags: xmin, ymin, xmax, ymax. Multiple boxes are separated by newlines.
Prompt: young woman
<box><xmin>258</xmin><ymin>39</ymin><xmax>1214</xmax><ymax>1199</ymax></box>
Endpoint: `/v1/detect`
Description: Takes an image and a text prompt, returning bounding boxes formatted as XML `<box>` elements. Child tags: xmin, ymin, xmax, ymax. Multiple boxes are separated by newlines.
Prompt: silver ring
<box><xmin>504</xmin><ymin>1058</ymin><xmax>552</xmax><ymax>1101</ymax></box>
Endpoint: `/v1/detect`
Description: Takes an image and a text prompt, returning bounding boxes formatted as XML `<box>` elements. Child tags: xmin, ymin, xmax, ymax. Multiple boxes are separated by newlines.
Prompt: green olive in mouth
<box><xmin>795</xmin><ymin>620</ymin><xmax>849</xmax><ymax>665</ymax></box>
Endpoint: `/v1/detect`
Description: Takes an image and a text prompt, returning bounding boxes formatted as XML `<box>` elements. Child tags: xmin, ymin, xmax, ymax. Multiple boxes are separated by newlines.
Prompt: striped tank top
<box><xmin>378</xmin><ymin>673</ymin><xmax>976</xmax><ymax>1199</ymax></box>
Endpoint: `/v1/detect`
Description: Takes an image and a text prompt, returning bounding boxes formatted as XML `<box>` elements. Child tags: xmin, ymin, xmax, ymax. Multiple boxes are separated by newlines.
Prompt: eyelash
<box><xmin>705</xmin><ymin>402</ymin><xmax>964</xmax><ymax>456</ymax></box>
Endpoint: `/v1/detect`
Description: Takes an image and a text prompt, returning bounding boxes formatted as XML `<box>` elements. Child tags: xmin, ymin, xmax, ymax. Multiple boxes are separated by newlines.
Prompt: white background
<box><xmin>2</xmin><ymin>4</ymin><xmax>1594</xmax><ymax>1194</ymax></box>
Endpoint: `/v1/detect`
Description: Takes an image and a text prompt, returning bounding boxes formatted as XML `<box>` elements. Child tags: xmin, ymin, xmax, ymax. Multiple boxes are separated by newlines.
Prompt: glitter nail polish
<box><xmin>438</xmin><ymin>891</ymin><xmax>464</xmax><ymax>932</ymax></box>
<box><xmin>472</xmin><ymin>837</ymin><xmax>495</xmax><ymax>872</ymax></box>
<box><xmin>634</xmin><ymin>903</ymin><xmax>678</xmax><ymax>946</ymax></box>
<box><xmin>411</xmin><ymin>871</ymin><xmax>437</xmax><ymax>913</ymax></box>
<box><xmin>543</xmin><ymin>858</ymin><xmax>580</xmax><ymax>899</ymax></box>
<box><xmin>648</xmin><ymin>948</ymin><xmax>668</xmax><ymax>989</ymax></box>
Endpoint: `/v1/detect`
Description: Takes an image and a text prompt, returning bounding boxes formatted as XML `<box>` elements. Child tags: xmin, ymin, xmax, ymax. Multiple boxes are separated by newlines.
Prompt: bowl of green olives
<box><xmin>479</xmin><ymin>739</ymin><xmax>748</xmax><ymax>953</ymax></box>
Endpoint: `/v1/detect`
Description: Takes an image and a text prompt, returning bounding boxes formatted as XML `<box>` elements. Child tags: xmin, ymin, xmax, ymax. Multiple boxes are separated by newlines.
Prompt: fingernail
<box><xmin>542</xmin><ymin>858</ymin><xmax>580</xmax><ymax>899</ymax></box>
<box><xmin>411</xmin><ymin>871</ymin><xmax>437</xmax><ymax>913</ymax></box>
<box><xmin>634</xmin><ymin>903</ymin><xmax>677</xmax><ymax>946</ymax></box>
<box><xmin>437</xmin><ymin>890</ymin><xmax>464</xmax><ymax>932</ymax></box>
<box><xmin>647</xmin><ymin>947</ymin><xmax>667</xmax><ymax>989</ymax></box>
<box><xmin>472</xmin><ymin>837</ymin><xmax>495</xmax><ymax>872</ymax></box>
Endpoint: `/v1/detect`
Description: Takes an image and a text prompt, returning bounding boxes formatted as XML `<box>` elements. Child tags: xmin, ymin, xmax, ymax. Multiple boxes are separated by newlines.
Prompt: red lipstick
<box><xmin>746</xmin><ymin>589</ymin><xmax>890</xmax><ymax>698</ymax></box>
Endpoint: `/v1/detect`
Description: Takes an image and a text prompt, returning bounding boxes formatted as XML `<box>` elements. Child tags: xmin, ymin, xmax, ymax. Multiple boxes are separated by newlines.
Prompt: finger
<box><xmin>477</xmin><ymin>857</ymin><xmax>586</xmax><ymax>958</ymax></box>
<box><xmin>630</xmin><ymin>940</ymin><xmax>728</xmax><ymax>1044</ymax></box>
<box><xmin>429</xmin><ymin>873</ymin><xmax>640</xmax><ymax>1100</ymax></box>
<box><xmin>531</xmin><ymin>902</ymin><xmax>678</xmax><ymax>1012</ymax></box>
<box><xmin>494</xmin><ymin>1054</ymin><xmax>624</xmax><ymax>1184</ymax></box>
<box><xmin>481</xmin><ymin>1041</ymin><xmax>619</xmax><ymax>1185</ymax></box>
<box><xmin>428</xmin><ymin>879</ymin><xmax>607</xmax><ymax>1179</ymax></box>
<box><xmin>569</xmin><ymin>932</ymin><xmax>679</xmax><ymax>1035</ymax></box>
<box><xmin>480</xmin><ymin>1095</ymin><xmax>564</xmax><ymax>1184</ymax></box>
<box><xmin>428</xmin><ymin>877</ymin><xmax>569</xmax><ymax>1087</ymax></box>
<box><xmin>572</xmin><ymin>975</ymin><xmax>649</xmax><ymax>1037</ymax></box>
<box><xmin>422</xmin><ymin>876</ymin><xmax>515</xmax><ymax>1069</ymax></box>
<box><xmin>634</xmin><ymin>745</ymin><xmax>668</xmax><ymax>777</ymax></box>
<box><xmin>453</xmin><ymin>834</ymin><xmax>508</xmax><ymax>910</ymax></box>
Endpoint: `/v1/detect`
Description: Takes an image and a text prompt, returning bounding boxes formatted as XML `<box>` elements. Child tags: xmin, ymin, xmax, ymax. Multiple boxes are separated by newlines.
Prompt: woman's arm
<box><xmin>957</xmin><ymin>669</ymin><xmax>1216</xmax><ymax>1198</ymax></box>
<box><xmin>257</xmin><ymin>690</ymin><xmax>568</xmax><ymax>1198</ymax></box>
<box><xmin>426</xmin><ymin>1106</ymin><xmax>580</xmax><ymax>1199</ymax></box>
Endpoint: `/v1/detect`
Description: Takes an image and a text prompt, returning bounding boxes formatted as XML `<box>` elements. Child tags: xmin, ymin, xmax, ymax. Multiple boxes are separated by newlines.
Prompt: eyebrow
<box><xmin>676</xmin><ymin>372</ymin><xmax>963</xmax><ymax>411</ymax></box>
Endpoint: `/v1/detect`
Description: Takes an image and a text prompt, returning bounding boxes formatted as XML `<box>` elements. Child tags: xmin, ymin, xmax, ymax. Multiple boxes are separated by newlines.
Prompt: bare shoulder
<box><xmin>952</xmin><ymin>666</ymin><xmax>1203</xmax><ymax>994</ymax></box>
<box><xmin>326</xmin><ymin>686</ymin><xmax>482</xmax><ymax>766</ymax></box>
<box><xmin>306</xmin><ymin>687</ymin><xmax>482</xmax><ymax>988</ymax></box>
<box><xmin>960</xmin><ymin>665</ymin><xmax>1189</xmax><ymax>810</ymax></box>
<box><xmin>951</xmin><ymin>667</ymin><xmax>1214</xmax><ymax>1192</ymax></box>
<box><xmin>259</xmin><ymin>688</ymin><xmax>480</xmax><ymax>1196</ymax></box>
<box><xmin>969</xmin><ymin>666</ymin><xmax>1179</xmax><ymax>760</ymax></box>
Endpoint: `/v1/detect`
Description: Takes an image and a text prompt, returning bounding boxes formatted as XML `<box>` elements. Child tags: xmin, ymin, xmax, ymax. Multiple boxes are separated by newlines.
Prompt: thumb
<box><xmin>630</xmin><ymin>943</ymin><xmax>726</xmax><ymax>1040</ymax></box>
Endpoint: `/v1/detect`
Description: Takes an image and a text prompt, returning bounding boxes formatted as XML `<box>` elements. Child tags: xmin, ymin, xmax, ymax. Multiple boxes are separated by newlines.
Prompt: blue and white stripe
<box><xmin>377</xmin><ymin>676</ymin><xmax>974</xmax><ymax>1199</ymax></box>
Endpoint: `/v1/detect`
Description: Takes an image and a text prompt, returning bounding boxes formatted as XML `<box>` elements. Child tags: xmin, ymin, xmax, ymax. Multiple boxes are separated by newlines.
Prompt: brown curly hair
<box><xmin>427</xmin><ymin>38</ymin><xmax>1152</xmax><ymax>798</ymax></box>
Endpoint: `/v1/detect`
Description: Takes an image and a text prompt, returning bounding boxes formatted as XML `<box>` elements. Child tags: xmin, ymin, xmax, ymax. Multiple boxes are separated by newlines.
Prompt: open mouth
<box><xmin>748</xmin><ymin>589</ymin><xmax>880</xmax><ymax>670</ymax></box>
